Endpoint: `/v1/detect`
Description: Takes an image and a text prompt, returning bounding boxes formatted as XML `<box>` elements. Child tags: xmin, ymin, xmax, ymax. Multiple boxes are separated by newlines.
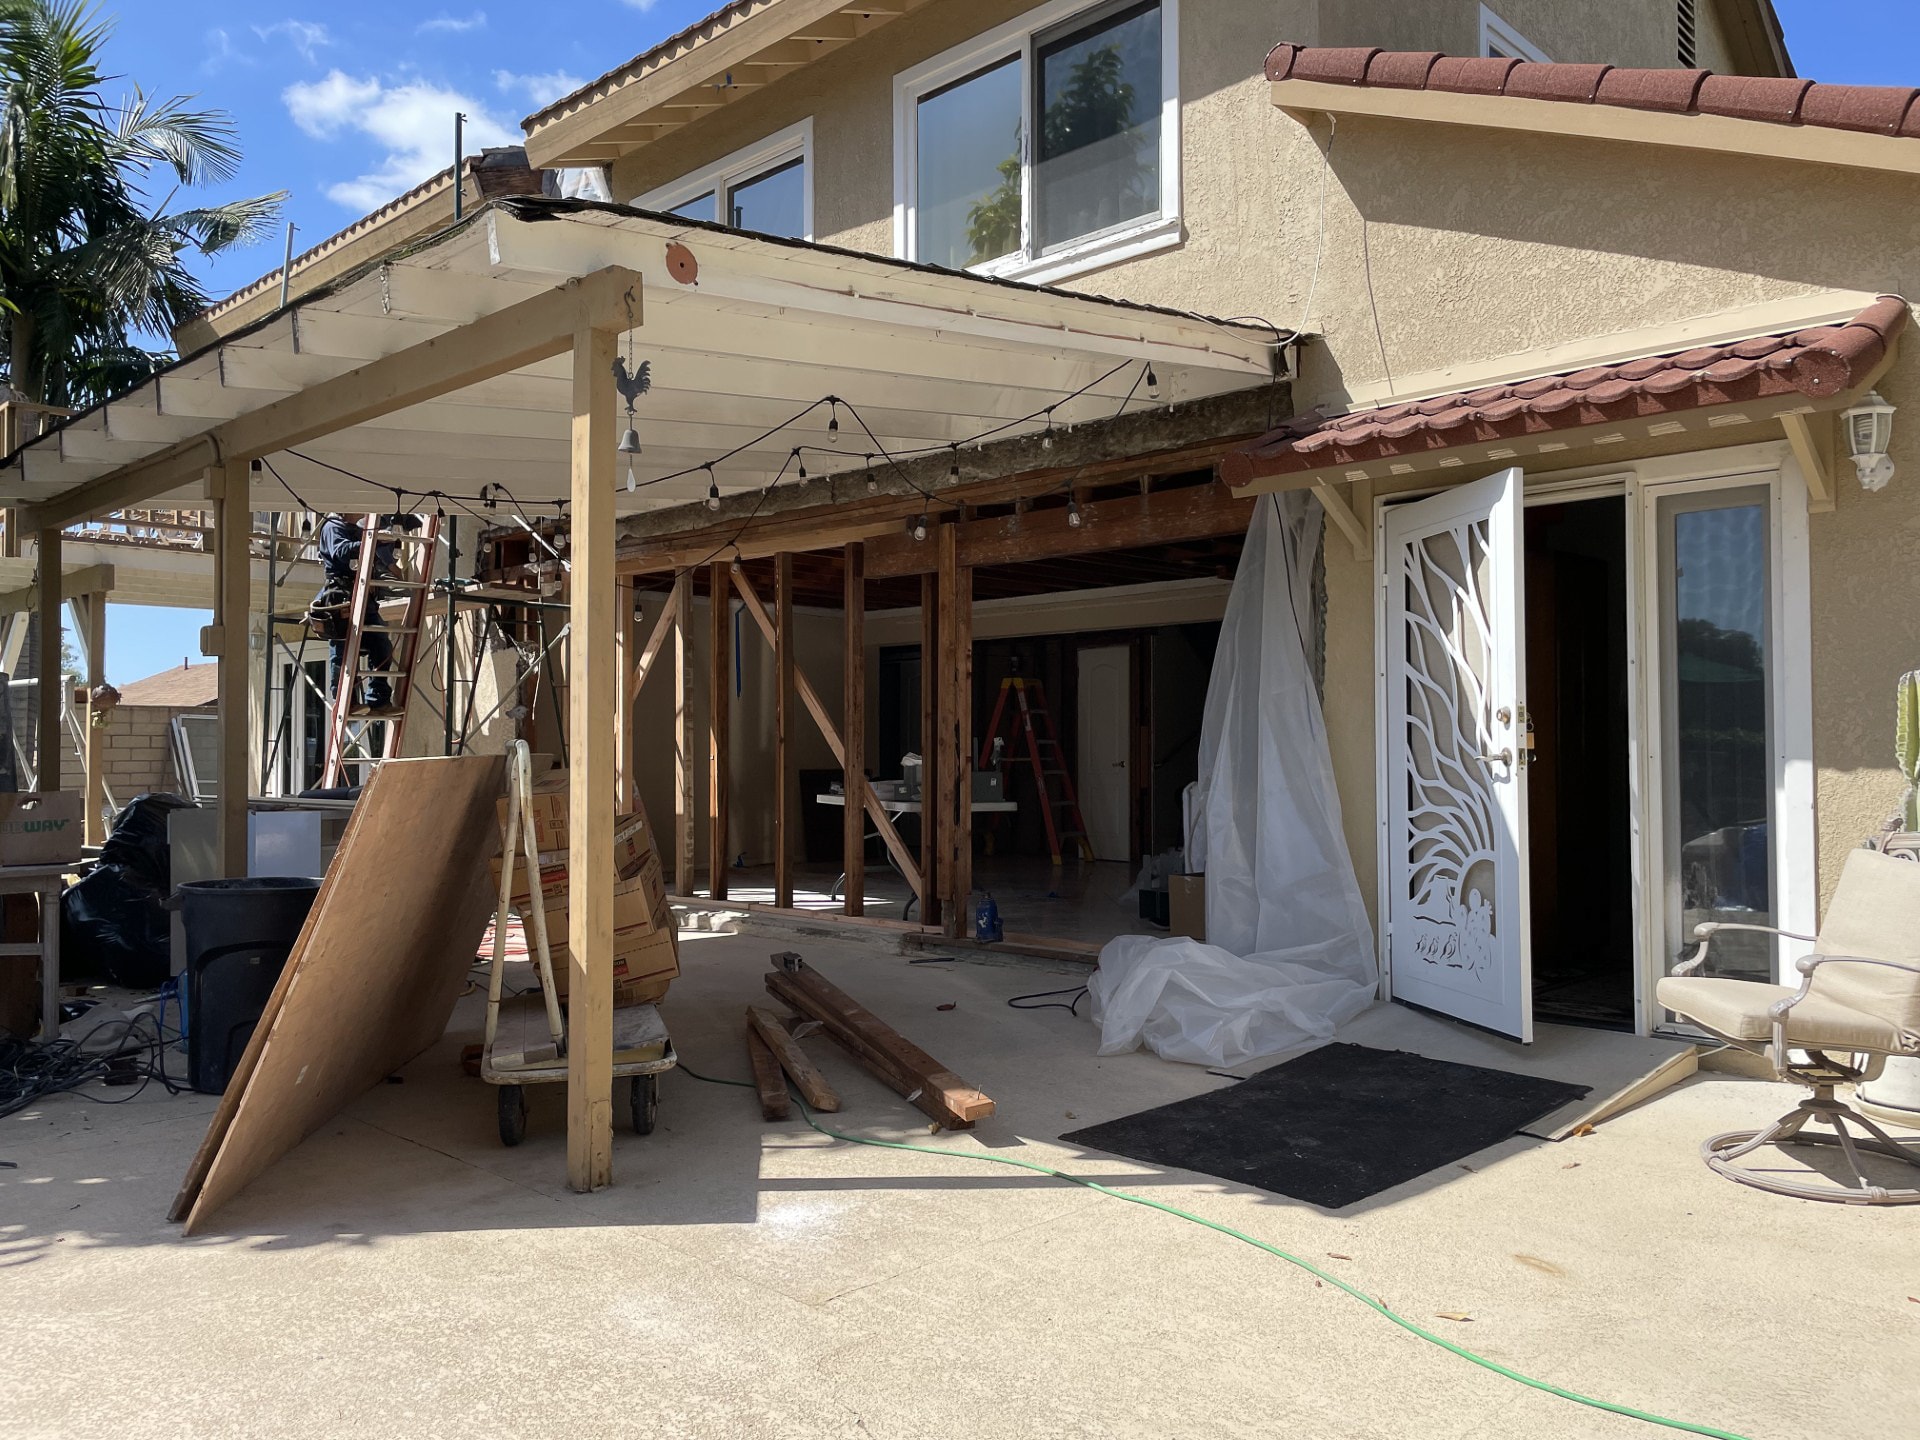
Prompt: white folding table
<box><xmin>814</xmin><ymin>791</ymin><xmax>1017</xmax><ymax>917</ymax></box>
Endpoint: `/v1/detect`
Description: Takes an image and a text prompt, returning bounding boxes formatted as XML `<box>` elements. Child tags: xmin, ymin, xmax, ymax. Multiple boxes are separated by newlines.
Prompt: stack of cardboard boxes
<box><xmin>491</xmin><ymin>770</ymin><xmax>679</xmax><ymax>1007</ymax></box>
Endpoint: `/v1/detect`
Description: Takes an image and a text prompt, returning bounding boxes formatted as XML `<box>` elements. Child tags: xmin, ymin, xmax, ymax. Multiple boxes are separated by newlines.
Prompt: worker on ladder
<box><xmin>309</xmin><ymin>512</ymin><xmax>420</xmax><ymax>715</ymax></box>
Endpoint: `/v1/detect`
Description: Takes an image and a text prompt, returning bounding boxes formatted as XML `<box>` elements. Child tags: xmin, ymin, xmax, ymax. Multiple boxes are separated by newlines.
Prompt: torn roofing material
<box><xmin>1219</xmin><ymin>296</ymin><xmax>1908</xmax><ymax>488</ymax></box>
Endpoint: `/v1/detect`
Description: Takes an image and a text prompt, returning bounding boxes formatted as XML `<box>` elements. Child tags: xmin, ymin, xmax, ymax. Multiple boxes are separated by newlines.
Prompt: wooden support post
<box><xmin>627</xmin><ymin>573</ymin><xmax>682</xmax><ymax>701</ymax></box>
<box><xmin>936</xmin><ymin>523</ymin><xmax>973</xmax><ymax>935</ymax></box>
<box><xmin>842</xmin><ymin>543</ymin><xmax>866</xmax><ymax>916</ymax></box>
<box><xmin>209</xmin><ymin>467</ymin><xmax>250</xmax><ymax>877</ymax></box>
<box><xmin>707</xmin><ymin>559</ymin><xmax>731</xmax><ymax>900</ymax></box>
<box><xmin>919</xmin><ymin>571</ymin><xmax>940</xmax><ymax>928</ymax></box>
<box><xmin>80</xmin><ymin>592</ymin><xmax>106</xmax><ymax>846</ymax></box>
<box><xmin>672</xmin><ymin>574</ymin><xmax>695</xmax><ymax>893</ymax></box>
<box><xmin>33</xmin><ymin>526</ymin><xmax>62</xmax><ymax>795</ymax></box>
<box><xmin>614</xmin><ymin>576</ymin><xmax>637</xmax><ymax>812</ymax></box>
<box><xmin>565</xmin><ymin>322</ymin><xmax>618</xmax><ymax>1194</ymax></box>
<box><xmin>773</xmin><ymin>552</ymin><xmax>795</xmax><ymax>909</ymax></box>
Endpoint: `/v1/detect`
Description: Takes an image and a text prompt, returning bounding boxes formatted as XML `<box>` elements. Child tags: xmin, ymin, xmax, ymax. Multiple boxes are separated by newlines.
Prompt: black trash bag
<box><xmin>60</xmin><ymin>793</ymin><xmax>198</xmax><ymax>989</ymax></box>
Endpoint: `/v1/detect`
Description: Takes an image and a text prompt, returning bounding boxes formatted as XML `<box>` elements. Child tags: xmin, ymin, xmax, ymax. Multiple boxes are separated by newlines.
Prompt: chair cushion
<box><xmin>1656</xmin><ymin>976</ymin><xmax>1903</xmax><ymax>1052</ymax></box>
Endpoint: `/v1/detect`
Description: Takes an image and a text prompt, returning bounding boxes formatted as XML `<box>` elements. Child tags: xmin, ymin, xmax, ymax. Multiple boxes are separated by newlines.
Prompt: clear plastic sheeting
<box><xmin>1090</xmin><ymin>493</ymin><xmax>1378</xmax><ymax>1067</ymax></box>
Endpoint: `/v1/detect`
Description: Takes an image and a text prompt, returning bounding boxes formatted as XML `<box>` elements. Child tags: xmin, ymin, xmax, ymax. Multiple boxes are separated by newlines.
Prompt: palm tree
<box><xmin>0</xmin><ymin>0</ymin><xmax>282</xmax><ymax>412</ymax></box>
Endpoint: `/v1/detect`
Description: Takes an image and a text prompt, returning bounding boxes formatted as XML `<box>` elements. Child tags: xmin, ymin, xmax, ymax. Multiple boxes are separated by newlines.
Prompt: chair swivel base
<box><xmin>1704</xmin><ymin>1093</ymin><xmax>1920</xmax><ymax>1205</ymax></box>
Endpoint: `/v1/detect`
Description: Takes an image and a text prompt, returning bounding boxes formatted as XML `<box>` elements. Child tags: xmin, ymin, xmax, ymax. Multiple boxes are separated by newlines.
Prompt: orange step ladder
<box><xmin>320</xmin><ymin>514</ymin><xmax>440</xmax><ymax>786</ymax></box>
<box><xmin>976</xmin><ymin>667</ymin><xmax>1095</xmax><ymax>866</ymax></box>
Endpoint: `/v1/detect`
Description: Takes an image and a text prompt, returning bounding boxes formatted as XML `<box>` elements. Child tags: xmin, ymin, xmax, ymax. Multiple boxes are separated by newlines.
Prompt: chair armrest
<box><xmin>1672</xmin><ymin>921</ymin><xmax>1819</xmax><ymax>977</ymax></box>
<box><xmin>1794</xmin><ymin>953</ymin><xmax>1920</xmax><ymax>978</ymax></box>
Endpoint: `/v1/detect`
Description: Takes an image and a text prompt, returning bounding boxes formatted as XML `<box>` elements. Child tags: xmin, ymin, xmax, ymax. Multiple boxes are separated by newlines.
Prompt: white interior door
<box><xmin>1383</xmin><ymin>468</ymin><xmax>1534</xmax><ymax>1041</ymax></box>
<box><xmin>1077</xmin><ymin>644</ymin><xmax>1131</xmax><ymax>861</ymax></box>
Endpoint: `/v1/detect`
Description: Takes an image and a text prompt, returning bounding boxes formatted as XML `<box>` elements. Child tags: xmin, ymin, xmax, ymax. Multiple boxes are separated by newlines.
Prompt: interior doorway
<box><xmin>1523</xmin><ymin>496</ymin><xmax>1634</xmax><ymax>1028</ymax></box>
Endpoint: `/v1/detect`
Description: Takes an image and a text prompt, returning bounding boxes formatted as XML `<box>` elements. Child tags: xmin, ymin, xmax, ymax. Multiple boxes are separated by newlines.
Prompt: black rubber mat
<box><xmin>1060</xmin><ymin>1043</ymin><xmax>1590</xmax><ymax>1209</ymax></box>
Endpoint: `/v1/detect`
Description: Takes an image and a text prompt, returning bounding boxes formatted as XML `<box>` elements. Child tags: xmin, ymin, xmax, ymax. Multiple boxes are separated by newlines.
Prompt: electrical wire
<box><xmin>0</xmin><ymin>1011</ymin><xmax>188</xmax><ymax>1119</ymax></box>
<box><xmin>1005</xmin><ymin>985</ymin><xmax>1088</xmax><ymax>1015</ymax></box>
<box><xmin>669</xmin><ymin>1059</ymin><xmax>1753</xmax><ymax>1440</ymax></box>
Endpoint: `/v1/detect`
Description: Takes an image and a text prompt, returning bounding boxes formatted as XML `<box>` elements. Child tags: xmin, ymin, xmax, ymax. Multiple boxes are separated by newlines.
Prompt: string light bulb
<box><xmin>865</xmin><ymin>456</ymin><xmax>878</xmax><ymax>494</ymax></box>
<box><xmin>948</xmin><ymin>445</ymin><xmax>960</xmax><ymax>481</ymax></box>
<box><xmin>908</xmin><ymin>514</ymin><xmax>928</xmax><ymax>542</ymax></box>
<box><xmin>827</xmin><ymin>400</ymin><xmax>841</xmax><ymax>445</ymax></box>
<box><xmin>1066</xmin><ymin>496</ymin><xmax>1083</xmax><ymax>529</ymax></box>
<box><xmin>795</xmin><ymin>449</ymin><xmax>808</xmax><ymax>481</ymax></box>
<box><xmin>1042</xmin><ymin>408</ymin><xmax>1055</xmax><ymax>450</ymax></box>
<box><xmin>705</xmin><ymin>465</ymin><xmax>720</xmax><ymax>510</ymax></box>
<box><xmin>1145</xmin><ymin>363</ymin><xmax>1160</xmax><ymax>400</ymax></box>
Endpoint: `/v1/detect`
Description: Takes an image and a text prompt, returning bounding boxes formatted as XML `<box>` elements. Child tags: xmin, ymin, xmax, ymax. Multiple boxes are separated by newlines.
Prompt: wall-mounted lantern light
<box><xmin>1842</xmin><ymin>390</ymin><xmax>1897</xmax><ymax>491</ymax></box>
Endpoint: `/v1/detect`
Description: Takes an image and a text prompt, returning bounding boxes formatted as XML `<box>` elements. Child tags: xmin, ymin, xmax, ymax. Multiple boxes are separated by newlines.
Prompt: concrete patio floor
<box><xmin>3</xmin><ymin>921</ymin><xmax>1915</xmax><ymax>1440</ymax></box>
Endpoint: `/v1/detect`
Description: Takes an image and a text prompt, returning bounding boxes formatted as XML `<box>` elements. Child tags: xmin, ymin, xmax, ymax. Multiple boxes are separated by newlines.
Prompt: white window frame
<box><xmin>892</xmin><ymin>0</ymin><xmax>1181</xmax><ymax>286</ymax></box>
<box><xmin>1478</xmin><ymin>5</ymin><xmax>1552</xmax><ymax>62</ymax></box>
<box><xmin>633</xmin><ymin>117</ymin><xmax>814</xmax><ymax>240</ymax></box>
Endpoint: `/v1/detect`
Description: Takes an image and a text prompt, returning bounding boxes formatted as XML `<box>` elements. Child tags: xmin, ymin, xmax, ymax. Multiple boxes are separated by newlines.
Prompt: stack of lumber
<box><xmin>754</xmin><ymin>951</ymin><xmax>994</xmax><ymax>1130</ymax></box>
<box><xmin>490</xmin><ymin>768</ymin><xmax>678</xmax><ymax>1005</ymax></box>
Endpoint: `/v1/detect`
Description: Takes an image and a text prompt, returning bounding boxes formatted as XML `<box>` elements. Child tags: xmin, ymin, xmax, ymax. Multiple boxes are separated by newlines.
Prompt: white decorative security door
<box><xmin>1383</xmin><ymin>468</ymin><xmax>1534</xmax><ymax>1041</ymax></box>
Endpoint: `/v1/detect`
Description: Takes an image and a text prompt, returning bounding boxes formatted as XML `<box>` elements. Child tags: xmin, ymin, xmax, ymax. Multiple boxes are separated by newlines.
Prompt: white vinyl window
<box><xmin>894</xmin><ymin>0</ymin><xmax>1180</xmax><ymax>285</ymax></box>
<box><xmin>635</xmin><ymin>118</ymin><xmax>813</xmax><ymax>240</ymax></box>
<box><xmin>1479</xmin><ymin>5</ymin><xmax>1551</xmax><ymax>62</ymax></box>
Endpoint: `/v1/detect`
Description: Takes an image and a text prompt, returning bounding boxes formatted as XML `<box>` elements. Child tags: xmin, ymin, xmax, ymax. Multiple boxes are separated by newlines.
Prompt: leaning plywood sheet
<box><xmin>171</xmin><ymin>755</ymin><xmax>505</xmax><ymax>1233</ymax></box>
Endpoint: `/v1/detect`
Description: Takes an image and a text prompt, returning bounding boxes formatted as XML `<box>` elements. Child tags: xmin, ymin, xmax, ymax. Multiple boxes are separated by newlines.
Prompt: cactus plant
<box><xmin>1899</xmin><ymin>670</ymin><xmax>1920</xmax><ymax>831</ymax></box>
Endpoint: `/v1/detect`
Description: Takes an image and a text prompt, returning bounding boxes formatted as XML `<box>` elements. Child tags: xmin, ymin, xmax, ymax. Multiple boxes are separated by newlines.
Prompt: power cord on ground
<box><xmin>0</xmin><ymin>1012</ymin><xmax>188</xmax><ymax>1119</ymax></box>
<box><xmin>671</xmin><ymin>1060</ymin><xmax>1752</xmax><ymax>1440</ymax></box>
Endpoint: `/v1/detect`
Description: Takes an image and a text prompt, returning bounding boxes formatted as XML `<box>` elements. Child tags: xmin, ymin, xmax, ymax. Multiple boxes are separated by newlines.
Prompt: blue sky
<box><xmin>85</xmin><ymin>0</ymin><xmax>1920</xmax><ymax>682</ymax></box>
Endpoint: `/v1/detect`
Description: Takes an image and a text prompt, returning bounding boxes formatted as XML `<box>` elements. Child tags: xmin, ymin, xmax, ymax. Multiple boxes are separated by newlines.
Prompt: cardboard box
<box><xmin>0</xmin><ymin>792</ymin><xmax>84</xmax><ymax>866</ymax></box>
<box><xmin>490</xmin><ymin>813</ymin><xmax>666</xmax><ymax>912</ymax></box>
<box><xmin>1168</xmin><ymin>873</ymin><xmax>1206</xmax><ymax>943</ymax></box>
<box><xmin>496</xmin><ymin>769</ymin><xmax>570</xmax><ymax>852</ymax></box>
<box><xmin>536</xmin><ymin>885</ymin><xmax>679</xmax><ymax>1001</ymax></box>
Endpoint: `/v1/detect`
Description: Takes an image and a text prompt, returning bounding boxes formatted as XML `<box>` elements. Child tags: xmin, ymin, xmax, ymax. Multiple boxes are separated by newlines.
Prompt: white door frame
<box><xmin>1371</xmin><ymin>440</ymin><xmax>1814</xmax><ymax>1038</ymax></box>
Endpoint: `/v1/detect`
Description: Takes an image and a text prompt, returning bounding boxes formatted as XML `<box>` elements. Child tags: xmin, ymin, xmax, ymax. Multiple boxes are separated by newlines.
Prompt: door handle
<box><xmin>1477</xmin><ymin>749</ymin><xmax>1514</xmax><ymax>768</ymax></box>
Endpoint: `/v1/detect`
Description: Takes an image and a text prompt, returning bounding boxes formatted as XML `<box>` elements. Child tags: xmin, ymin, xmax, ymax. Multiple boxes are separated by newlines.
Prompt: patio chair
<box><xmin>1656</xmin><ymin>847</ymin><xmax>1920</xmax><ymax>1205</ymax></box>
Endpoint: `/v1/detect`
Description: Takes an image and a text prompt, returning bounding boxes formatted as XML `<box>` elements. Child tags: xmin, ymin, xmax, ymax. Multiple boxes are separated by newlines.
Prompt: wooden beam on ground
<box><xmin>919</xmin><ymin>570</ymin><xmax>940</xmax><ymax>928</ymax></box>
<box><xmin>212</xmin><ymin>466</ymin><xmax>249</xmax><ymax>877</ymax></box>
<box><xmin>566</xmin><ymin>322</ymin><xmax>619</xmax><ymax>1194</ymax></box>
<box><xmin>614</xmin><ymin>576</ymin><xmax>637</xmax><ymax>812</ymax></box>
<box><xmin>744</xmin><ymin>1027</ymin><xmax>790</xmax><ymax>1120</ymax></box>
<box><xmin>707</xmin><ymin>558</ymin><xmax>730</xmax><ymax>901</ymax></box>
<box><xmin>79</xmin><ymin>592</ymin><xmax>106</xmax><ymax>846</ymax></box>
<box><xmin>745</xmin><ymin>1004</ymin><xmax>840</xmax><ymax>1112</ymax></box>
<box><xmin>0</xmin><ymin>563</ymin><xmax>116</xmax><ymax>616</ymax></box>
<box><xmin>672</xmin><ymin>573</ymin><xmax>695</xmax><ymax>892</ymax></box>
<box><xmin>773</xmin><ymin>552</ymin><xmax>794</xmax><ymax>909</ymax></box>
<box><xmin>626</xmin><ymin>572</ymin><xmax>682</xmax><ymax>700</ymax></box>
<box><xmin>936</xmin><ymin>522</ymin><xmax>972</xmax><ymax>935</ymax></box>
<box><xmin>730</xmin><ymin>563</ymin><xmax>923</xmax><ymax>898</ymax></box>
<box><xmin>842</xmin><ymin>541</ymin><xmax>865</xmax><ymax>918</ymax></box>
<box><xmin>1311</xmin><ymin>481</ymin><xmax>1371</xmax><ymax>561</ymax></box>
<box><xmin>21</xmin><ymin>267</ymin><xmax>645</xmax><ymax>531</ymax></box>
<box><xmin>1780</xmin><ymin>411</ymin><xmax>1836</xmax><ymax>514</ymax></box>
<box><xmin>33</xmin><ymin>526</ymin><xmax>61</xmax><ymax>794</ymax></box>
<box><xmin>863</xmin><ymin>483</ymin><xmax>1257</xmax><ymax>579</ymax></box>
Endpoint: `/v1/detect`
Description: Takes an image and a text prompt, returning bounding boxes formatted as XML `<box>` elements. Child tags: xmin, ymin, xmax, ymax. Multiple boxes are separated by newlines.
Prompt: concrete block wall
<box><xmin>97</xmin><ymin>704</ymin><xmax>196</xmax><ymax>801</ymax></box>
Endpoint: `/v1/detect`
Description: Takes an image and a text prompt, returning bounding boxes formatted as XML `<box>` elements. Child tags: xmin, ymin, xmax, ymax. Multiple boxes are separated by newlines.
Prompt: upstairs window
<box><xmin>1478</xmin><ymin>5</ymin><xmax>1551</xmax><ymax>62</ymax></box>
<box><xmin>637</xmin><ymin>119</ymin><xmax>812</xmax><ymax>240</ymax></box>
<box><xmin>896</xmin><ymin>0</ymin><xmax>1180</xmax><ymax>285</ymax></box>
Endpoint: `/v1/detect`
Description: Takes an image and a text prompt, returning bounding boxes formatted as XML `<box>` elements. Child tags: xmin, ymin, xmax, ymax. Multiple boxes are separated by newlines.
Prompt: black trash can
<box><xmin>175</xmin><ymin>878</ymin><xmax>321</xmax><ymax>1095</ymax></box>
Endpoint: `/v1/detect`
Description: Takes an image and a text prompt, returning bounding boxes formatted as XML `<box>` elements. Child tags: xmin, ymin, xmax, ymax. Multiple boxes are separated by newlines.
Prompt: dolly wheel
<box><xmin>498</xmin><ymin>1085</ymin><xmax>528</xmax><ymax>1147</ymax></box>
<box><xmin>631</xmin><ymin>1073</ymin><xmax>659</xmax><ymax>1135</ymax></box>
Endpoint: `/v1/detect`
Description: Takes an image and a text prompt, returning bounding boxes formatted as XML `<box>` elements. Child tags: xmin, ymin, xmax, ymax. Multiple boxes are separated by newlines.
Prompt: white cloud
<box><xmin>253</xmin><ymin>19</ymin><xmax>332</xmax><ymax>65</ymax></box>
<box><xmin>200</xmin><ymin>27</ymin><xmax>252</xmax><ymax>75</ymax></box>
<box><xmin>493</xmin><ymin>68</ymin><xmax>587</xmax><ymax>107</ymax></box>
<box><xmin>418</xmin><ymin>11</ymin><xmax>488</xmax><ymax>34</ymax></box>
<box><xmin>283</xmin><ymin>71</ymin><xmax>515</xmax><ymax>212</ymax></box>
<box><xmin>622</xmin><ymin>0</ymin><xmax>660</xmax><ymax>10</ymax></box>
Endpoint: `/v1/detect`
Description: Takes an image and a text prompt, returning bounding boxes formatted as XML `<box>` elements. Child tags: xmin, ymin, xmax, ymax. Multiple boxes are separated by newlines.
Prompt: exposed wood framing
<box><xmin>936</xmin><ymin>522</ymin><xmax>972</xmax><ymax>935</ymax></box>
<box><xmin>673</xmin><ymin>574</ymin><xmax>695</xmax><ymax>892</ymax></box>
<box><xmin>1779</xmin><ymin>411</ymin><xmax>1836</xmax><ymax>514</ymax></box>
<box><xmin>707</xmin><ymin>558</ymin><xmax>731</xmax><ymax>901</ymax></box>
<box><xmin>773</xmin><ymin>552</ymin><xmax>795</xmax><ymax>910</ymax></box>
<box><xmin>626</xmin><ymin>572</ymin><xmax>683</xmax><ymax>699</ymax></box>
<box><xmin>33</xmin><ymin>525</ymin><xmax>61</xmax><ymax>794</ymax></box>
<box><xmin>842</xmin><ymin>541</ymin><xmax>865</xmax><ymax>917</ymax></box>
<box><xmin>614</xmin><ymin>576</ymin><xmax>637</xmax><ymax>812</ymax></box>
<box><xmin>566</xmin><ymin>323</ymin><xmax>619</xmax><ymax>1194</ymax></box>
<box><xmin>212</xmin><ymin>464</ymin><xmax>250</xmax><ymax>877</ymax></box>
<box><xmin>919</xmin><ymin>569</ymin><xmax>940</xmax><ymax>929</ymax></box>
<box><xmin>0</xmin><ymin>562</ymin><xmax>116</xmax><ymax>615</ymax></box>
<box><xmin>729</xmin><ymin>563</ymin><xmax>922</xmax><ymax>898</ymax></box>
<box><xmin>78</xmin><ymin>592</ymin><xmax>106</xmax><ymax>846</ymax></box>
<box><xmin>1311</xmin><ymin>480</ymin><xmax>1372</xmax><ymax>561</ymax></box>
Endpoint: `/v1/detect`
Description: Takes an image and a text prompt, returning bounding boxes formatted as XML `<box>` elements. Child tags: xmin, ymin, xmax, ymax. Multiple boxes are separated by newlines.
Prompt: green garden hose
<box><xmin>674</xmin><ymin>1063</ymin><xmax>1754</xmax><ymax>1440</ymax></box>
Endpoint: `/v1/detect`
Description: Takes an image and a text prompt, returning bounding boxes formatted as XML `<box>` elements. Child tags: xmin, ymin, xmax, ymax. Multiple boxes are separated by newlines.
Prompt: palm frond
<box><xmin>111</xmin><ymin>87</ymin><xmax>242</xmax><ymax>187</ymax></box>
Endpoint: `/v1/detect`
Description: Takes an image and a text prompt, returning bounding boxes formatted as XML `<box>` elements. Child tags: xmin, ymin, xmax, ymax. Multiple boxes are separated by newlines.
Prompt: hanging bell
<box><xmin>617</xmin><ymin>426</ymin><xmax>642</xmax><ymax>456</ymax></box>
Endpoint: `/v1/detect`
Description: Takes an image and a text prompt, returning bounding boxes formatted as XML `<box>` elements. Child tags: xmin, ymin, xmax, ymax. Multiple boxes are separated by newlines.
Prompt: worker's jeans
<box><xmin>328</xmin><ymin>602</ymin><xmax>395</xmax><ymax>708</ymax></box>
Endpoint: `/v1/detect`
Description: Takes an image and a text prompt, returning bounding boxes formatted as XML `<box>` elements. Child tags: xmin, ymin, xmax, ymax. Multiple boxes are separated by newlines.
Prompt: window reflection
<box><xmin>726</xmin><ymin>157</ymin><xmax>806</xmax><ymax>238</ymax></box>
<box><xmin>666</xmin><ymin>191</ymin><xmax>715</xmax><ymax>221</ymax></box>
<box><xmin>916</xmin><ymin>58</ymin><xmax>1023</xmax><ymax>269</ymax></box>
<box><xmin>1034</xmin><ymin>1</ymin><xmax>1161</xmax><ymax>254</ymax></box>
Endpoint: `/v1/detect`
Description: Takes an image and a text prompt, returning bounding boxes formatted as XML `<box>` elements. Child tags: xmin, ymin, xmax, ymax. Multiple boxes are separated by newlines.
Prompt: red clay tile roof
<box><xmin>1266</xmin><ymin>44</ymin><xmax>1920</xmax><ymax>138</ymax></box>
<box><xmin>1220</xmin><ymin>297</ymin><xmax>1909</xmax><ymax>487</ymax></box>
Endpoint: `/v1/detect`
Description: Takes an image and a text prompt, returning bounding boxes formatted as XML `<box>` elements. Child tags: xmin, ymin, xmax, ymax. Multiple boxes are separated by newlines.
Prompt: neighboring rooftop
<box><xmin>114</xmin><ymin>662</ymin><xmax>219</xmax><ymax>709</ymax></box>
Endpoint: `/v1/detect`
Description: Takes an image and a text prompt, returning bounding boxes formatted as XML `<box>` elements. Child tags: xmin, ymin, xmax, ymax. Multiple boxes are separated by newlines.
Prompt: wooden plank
<box><xmin>79</xmin><ymin>592</ymin><xmax>106</xmax><ymax>846</ymax></box>
<box><xmin>773</xmin><ymin>955</ymin><xmax>993</xmax><ymax>1122</ymax></box>
<box><xmin>614</xmin><ymin>576</ymin><xmax>637</xmax><ymax>812</ymax></box>
<box><xmin>566</xmin><ymin>323</ymin><xmax>618</xmax><ymax>1193</ymax></box>
<box><xmin>213</xmin><ymin>463</ymin><xmax>250</xmax><ymax>877</ymax></box>
<box><xmin>764</xmin><ymin>970</ymin><xmax>974</xmax><ymax>1130</ymax></box>
<box><xmin>33</xmin><ymin>526</ymin><xmax>60</xmax><ymax>793</ymax></box>
<box><xmin>730</xmin><ymin>563</ymin><xmax>924</xmax><ymax>897</ymax></box>
<box><xmin>842</xmin><ymin>541</ymin><xmax>865</xmax><ymax>917</ymax></box>
<box><xmin>673</xmin><ymin>572</ymin><xmax>695</xmax><ymax>892</ymax></box>
<box><xmin>1311</xmin><ymin>481</ymin><xmax>1371</xmax><ymax>561</ymax></box>
<box><xmin>626</xmin><ymin>572</ymin><xmax>682</xmax><ymax>700</ymax></box>
<box><xmin>173</xmin><ymin>754</ymin><xmax>506</xmax><ymax>1233</ymax></box>
<box><xmin>919</xmin><ymin>570</ymin><xmax>940</xmax><ymax>928</ymax></box>
<box><xmin>1523</xmin><ymin>1045</ymin><xmax>1702</xmax><ymax>1142</ymax></box>
<box><xmin>707</xmin><ymin>558</ymin><xmax>731</xmax><ymax>900</ymax></box>
<box><xmin>0</xmin><ymin>562</ymin><xmax>116</xmax><ymax>615</ymax></box>
<box><xmin>745</xmin><ymin>1027</ymin><xmax>791</xmax><ymax>1120</ymax></box>
<box><xmin>773</xmin><ymin>552</ymin><xmax>794</xmax><ymax>909</ymax></box>
<box><xmin>745</xmin><ymin>1004</ymin><xmax>840</xmax><ymax>1112</ymax></box>
<box><xmin>1780</xmin><ymin>411</ymin><xmax>1835</xmax><ymax>514</ymax></box>
<box><xmin>936</xmin><ymin>523</ymin><xmax>973</xmax><ymax>934</ymax></box>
